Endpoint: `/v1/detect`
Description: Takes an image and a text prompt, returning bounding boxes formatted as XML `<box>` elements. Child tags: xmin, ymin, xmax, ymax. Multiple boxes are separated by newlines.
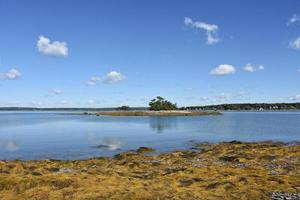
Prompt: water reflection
<box><xmin>0</xmin><ymin>112</ymin><xmax>300</xmax><ymax>160</ymax></box>
<box><xmin>89</xmin><ymin>136</ymin><xmax>122</xmax><ymax>151</ymax></box>
<box><xmin>149</xmin><ymin>116</ymin><xmax>178</xmax><ymax>133</ymax></box>
<box><xmin>0</xmin><ymin>140</ymin><xmax>19</xmax><ymax>152</ymax></box>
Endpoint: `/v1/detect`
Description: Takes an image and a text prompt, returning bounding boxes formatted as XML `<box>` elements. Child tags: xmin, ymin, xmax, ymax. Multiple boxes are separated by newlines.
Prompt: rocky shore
<box><xmin>0</xmin><ymin>141</ymin><xmax>299</xmax><ymax>199</ymax></box>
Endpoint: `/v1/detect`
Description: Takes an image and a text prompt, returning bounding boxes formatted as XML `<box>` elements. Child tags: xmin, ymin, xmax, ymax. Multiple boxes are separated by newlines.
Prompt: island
<box><xmin>85</xmin><ymin>97</ymin><xmax>222</xmax><ymax>116</ymax></box>
<box><xmin>89</xmin><ymin>110</ymin><xmax>223</xmax><ymax>116</ymax></box>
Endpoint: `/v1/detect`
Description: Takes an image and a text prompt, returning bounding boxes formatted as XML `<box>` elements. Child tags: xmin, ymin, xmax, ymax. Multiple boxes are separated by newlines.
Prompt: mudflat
<box><xmin>0</xmin><ymin>141</ymin><xmax>299</xmax><ymax>200</ymax></box>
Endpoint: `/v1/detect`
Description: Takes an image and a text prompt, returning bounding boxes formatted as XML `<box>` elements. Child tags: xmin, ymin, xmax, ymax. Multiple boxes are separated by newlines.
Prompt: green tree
<box><xmin>149</xmin><ymin>96</ymin><xmax>177</xmax><ymax>111</ymax></box>
<box><xmin>116</xmin><ymin>106</ymin><xmax>130</xmax><ymax>111</ymax></box>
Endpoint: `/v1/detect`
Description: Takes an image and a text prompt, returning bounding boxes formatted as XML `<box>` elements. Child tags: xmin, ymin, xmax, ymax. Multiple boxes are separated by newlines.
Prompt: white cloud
<box><xmin>243</xmin><ymin>64</ymin><xmax>255</xmax><ymax>72</ymax></box>
<box><xmin>37</xmin><ymin>36</ymin><xmax>68</xmax><ymax>56</ymax></box>
<box><xmin>184</xmin><ymin>17</ymin><xmax>220</xmax><ymax>45</ymax></box>
<box><xmin>87</xmin><ymin>76</ymin><xmax>101</xmax><ymax>85</ymax></box>
<box><xmin>289</xmin><ymin>37</ymin><xmax>300</xmax><ymax>50</ymax></box>
<box><xmin>290</xmin><ymin>94</ymin><xmax>300</xmax><ymax>101</ymax></box>
<box><xmin>243</xmin><ymin>64</ymin><xmax>264</xmax><ymax>73</ymax></box>
<box><xmin>52</xmin><ymin>89</ymin><xmax>63</xmax><ymax>95</ymax></box>
<box><xmin>210</xmin><ymin>64</ymin><xmax>236</xmax><ymax>76</ymax></box>
<box><xmin>87</xmin><ymin>71</ymin><xmax>125</xmax><ymax>85</ymax></box>
<box><xmin>288</xmin><ymin>14</ymin><xmax>300</xmax><ymax>25</ymax></box>
<box><xmin>103</xmin><ymin>71</ymin><xmax>125</xmax><ymax>84</ymax></box>
<box><xmin>258</xmin><ymin>65</ymin><xmax>264</xmax><ymax>70</ymax></box>
<box><xmin>0</xmin><ymin>69</ymin><xmax>21</xmax><ymax>80</ymax></box>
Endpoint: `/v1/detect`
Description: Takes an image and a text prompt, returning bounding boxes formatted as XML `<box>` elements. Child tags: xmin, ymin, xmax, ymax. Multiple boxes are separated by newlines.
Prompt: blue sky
<box><xmin>0</xmin><ymin>0</ymin><xmax>299</xmax><ymax>107</ymax></box>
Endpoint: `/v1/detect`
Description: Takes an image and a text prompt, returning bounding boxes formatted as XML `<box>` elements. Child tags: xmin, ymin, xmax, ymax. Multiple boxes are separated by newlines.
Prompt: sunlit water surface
<box><xmin>0</xmin><ymin>111</ymin><xmax>299</xmax><ymax>160</ymax></box>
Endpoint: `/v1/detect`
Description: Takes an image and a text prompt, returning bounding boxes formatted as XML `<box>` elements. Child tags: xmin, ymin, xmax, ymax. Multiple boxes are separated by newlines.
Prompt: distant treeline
<box><xmin>183</xmin><ymin>103</ymin><xmax>300</xmax><ymax>111</ymax></box>
<box><xmin>1</xmin><ymin>103</ymin><xmax>300</xmax><ymax>111</ymax></box>
<box><xmin>0</xmin><ymin>107</ymin><xmax>148</xmax><ymax>111</ymax></box>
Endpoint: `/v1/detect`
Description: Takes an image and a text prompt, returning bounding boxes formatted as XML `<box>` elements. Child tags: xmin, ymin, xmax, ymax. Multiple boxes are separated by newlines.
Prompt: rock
<box><xmin>207</xmin><ymin>181</ymin><xmax>235</xmax><ymax>189</ymax></box>
<box><xmin>164</xmin><ymin>167</ymin><xmax>187</xmax><ymax>175</ymax></box>
<box><xmin>259</xmin><ymin>155</ymin><xmax>277</xmax><ymax>161</ymax></box>
<box><xmin>47</xmin><ymin>167</ymin><xmax>59</xmax><ymax>172</ymax></box>
<box><xmin>58</xmin><ymin>168</ymin><xmax>75</xmax><ymax>173</ymax></box>
<box><xmin>227</xmin><ymin>140</ymin><xmax>243</xmax><ymax>144</ymax></box>
<box><xmin>271</xmin><ymin>192</ymin><xmax>300</xmax><ymax>200</ymax></box>
<box><xmin>136</xmin><ymin>147</ymin><xmax>155</xmax><ymax>154</ymax></box>
<box><xmin>179</xmin><ymin>177</ymin><xmax>203</xmax><ymax>186</ymax></box>
<box><xmin>151</xmin><ymin>160</ymin><xmax>161</xmax><ymax>166</ymax></box>
<box><xmin>170</xmin><ymin>152</ymin><xmax>184</xmax><ymax>157</ymax></box>
<box><xmin>219</xmin><ymin>156</ymin><xmax>239</xmax><ymax>162</ymax></box>
<box><xmin>181</xmin><ymin>151</ymin><xmax>198</xmax><ymax>158</ymax></box>
<box><xmin>179</xmin><ymin>179</ymin><xmax>194</xmax><ymax>187</ymax></box>
<box><xmin>81</xmin><ymin>167</ymin><xmax>88</xmax><ymax>172</ymax></box>
<box><xmin>234</xmin><ymin>163</ymin><xmax>249</xmax><ymax>168</ymax></box>
<box><xmin>31</xmin><ymin>171</ymin><xmax>42</xmax><ymax>176</ymax></box>
<box><xmin>238</xmin><ymin>177</ymin><xmax>248</xmax><ymax>183</ymax></box>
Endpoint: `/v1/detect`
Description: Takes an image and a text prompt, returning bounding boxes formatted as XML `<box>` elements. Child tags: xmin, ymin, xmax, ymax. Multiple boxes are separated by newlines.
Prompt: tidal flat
<box><xmin>0</xmin><ymin>141</ymin><xmax>299</xmax><ymax>200</ymax></box>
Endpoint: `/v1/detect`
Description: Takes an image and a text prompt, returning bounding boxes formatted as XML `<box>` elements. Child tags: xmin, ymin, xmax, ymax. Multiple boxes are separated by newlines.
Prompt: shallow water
<box><xmin>0</xmin><ymin>111</ymin><xmax>299</xmax><ymax>160</ymax></box>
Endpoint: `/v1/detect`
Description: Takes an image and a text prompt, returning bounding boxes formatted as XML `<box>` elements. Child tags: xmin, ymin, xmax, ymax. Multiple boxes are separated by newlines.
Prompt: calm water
<box><xmin>0</xmin><ymin>111</ymin><xmax>299</xmax><ymax>160</ymax></box>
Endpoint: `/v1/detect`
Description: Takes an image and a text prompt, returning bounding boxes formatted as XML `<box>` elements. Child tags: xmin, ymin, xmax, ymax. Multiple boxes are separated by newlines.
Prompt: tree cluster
<box><xmin>184</xmin><ymin>103</ymin><xmax>300</xmax><ymax>111</ymax></box>
<box><xmin>116</xmin><ymin>106</ymin><xmax>130</xmax><ymax>111</ymax></box>
<box><xmin>149</xmin><ymin>96</ymin><xmax>178</xmax><ymax>111</ymax></box>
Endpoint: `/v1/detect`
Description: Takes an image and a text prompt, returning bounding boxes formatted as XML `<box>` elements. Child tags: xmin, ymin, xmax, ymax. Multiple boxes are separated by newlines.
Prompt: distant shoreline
<box><xmin>0</xmin><ymin>102</ymin><xmax>299</xmax><ymax>111</ymax></box>
<box><xmin>86</xmin><ymin>110</ymin><xmax>223</xmax><ymax>116</ymax></box>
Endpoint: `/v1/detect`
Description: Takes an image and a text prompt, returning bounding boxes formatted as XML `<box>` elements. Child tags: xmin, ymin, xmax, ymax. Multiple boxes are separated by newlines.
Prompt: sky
<box><xmin>0</xmin><ymin>0</ymin><xmax>300</xmax><ymax>107</ymax></box>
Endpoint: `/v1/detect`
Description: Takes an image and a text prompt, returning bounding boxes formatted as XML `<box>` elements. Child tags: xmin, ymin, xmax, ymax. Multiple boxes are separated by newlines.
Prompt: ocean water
<box><xmin>0</xmin><ymin>111</ymin><xmax>299</xmax><ymax>160</ymax></box>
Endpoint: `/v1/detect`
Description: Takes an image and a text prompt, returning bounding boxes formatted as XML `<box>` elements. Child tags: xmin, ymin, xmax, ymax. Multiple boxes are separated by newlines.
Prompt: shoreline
<box><xmin>86</xmin><ymin>110</ymin><xmax>223</xmax><ymax>116</ymax></box>
<box><xmin>0</xmin><ymin>141</ymin><xmax>299</xmax><ymax>199</ymax></box>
